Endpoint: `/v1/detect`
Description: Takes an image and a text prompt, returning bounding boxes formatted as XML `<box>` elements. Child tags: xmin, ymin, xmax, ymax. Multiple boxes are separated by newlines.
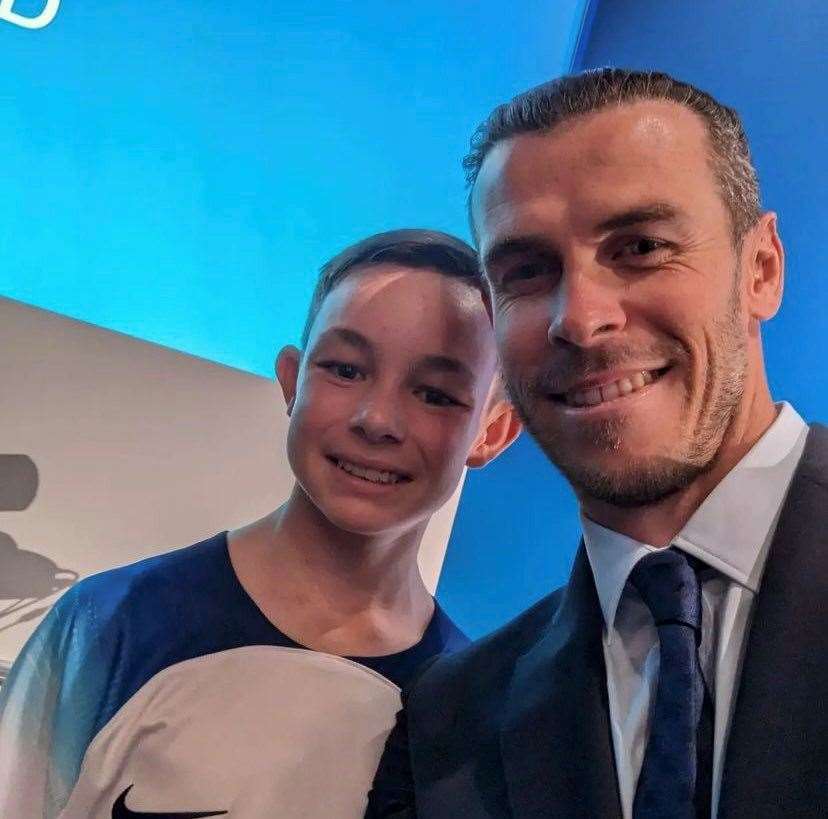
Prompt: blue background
<box><xmin>5</xmin><ymin>0</ymin><xmax>826</xmax><ymax>638</ymax></box>
<box><xmin>439</xmin><ymin>0</ymin><xmax>828</xmax><ymax>636</ymax></box>
<box><xmin>1</xmin><ymin>0</ymin><xmax>587</xmax><ymax>373</ymax></box>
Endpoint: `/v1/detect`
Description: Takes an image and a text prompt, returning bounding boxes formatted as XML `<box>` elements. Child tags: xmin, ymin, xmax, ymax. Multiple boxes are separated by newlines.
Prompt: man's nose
<box><xmin>349</xmin><ymin>389</ymin><xmax>406</xmax><ymax>445</ymax></box>
<box><xmin>547</xmin><ymin>266</ymin><xmax>626</xmax><ymax>348</ymax></box>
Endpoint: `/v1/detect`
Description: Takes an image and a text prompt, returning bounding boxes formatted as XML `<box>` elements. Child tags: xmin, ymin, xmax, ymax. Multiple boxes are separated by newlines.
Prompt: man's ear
<box><xmin>275</xmin><ymin>345</ymin><xmax>301</xmax><ymax>415</ymax></box>
<box><xmin>466</xmin><ymin>398</ymin><xmax>522</xmax><ymax>469</ymax></box>
<box><xmin>744</xmin><ymin>211</ymin><xmax>784</xmax><ymax>322</ymax></box>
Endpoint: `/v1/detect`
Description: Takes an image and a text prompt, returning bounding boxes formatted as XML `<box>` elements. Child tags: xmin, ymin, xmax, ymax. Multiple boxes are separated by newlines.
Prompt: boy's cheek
<box><xmin>411</xmin><ymin>420</ymin><xmax>476</xmax><ymax>463</ymax></box>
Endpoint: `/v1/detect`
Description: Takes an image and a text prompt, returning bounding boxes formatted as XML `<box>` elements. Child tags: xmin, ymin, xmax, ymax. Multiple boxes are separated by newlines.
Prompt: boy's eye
<box><xmin>416</xmin><ymin>387</ymin><xmax>461</xmax><ymax>407</ymax></box>
<box><xmin>317</xmin><ymin>361</ymin><xmax>364</xmax><ymax>381</ymax></box>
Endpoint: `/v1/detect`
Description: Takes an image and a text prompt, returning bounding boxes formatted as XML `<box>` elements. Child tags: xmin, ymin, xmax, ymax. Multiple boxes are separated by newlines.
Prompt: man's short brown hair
<box><xmin>463</xmin><ymin>68</ymin><xmax>761</xmax><ymax>243</ymax></box>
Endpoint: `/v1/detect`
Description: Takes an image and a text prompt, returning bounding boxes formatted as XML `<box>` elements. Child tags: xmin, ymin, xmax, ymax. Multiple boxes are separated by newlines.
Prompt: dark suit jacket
<box><xmin>366</xmin><ymin>425</ymin><xmax>828</xmax><ymax>818</ymax></box>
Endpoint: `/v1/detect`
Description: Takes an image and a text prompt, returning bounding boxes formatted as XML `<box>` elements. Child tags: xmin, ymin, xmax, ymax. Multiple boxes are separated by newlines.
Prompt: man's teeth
<box><xmin>337</xmin><ymin>460</ymin><xmax>403</xmax><ymax>484</ymax></box>
<box><xmin>566</xmin><ymin>370</ymin><xmax>656</xmax><ymax>408</ymax></box>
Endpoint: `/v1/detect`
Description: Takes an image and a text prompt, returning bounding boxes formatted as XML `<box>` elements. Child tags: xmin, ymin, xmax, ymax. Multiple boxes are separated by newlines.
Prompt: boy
<box><xmin>0</xmin><ymin>229</ymin><xmax>520</xmax><ymax>818</ymax></box>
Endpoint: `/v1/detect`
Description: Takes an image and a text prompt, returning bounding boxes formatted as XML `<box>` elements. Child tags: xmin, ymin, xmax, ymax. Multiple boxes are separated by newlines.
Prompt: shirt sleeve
<box><xmin>0</xmin><ymin>587</ymin><xmax>111</xmax><ymax>818</ymax></box>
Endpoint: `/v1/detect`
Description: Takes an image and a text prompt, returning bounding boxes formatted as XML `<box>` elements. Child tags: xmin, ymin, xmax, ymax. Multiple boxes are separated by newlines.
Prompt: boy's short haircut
<box><xmin>300</xmin><ymin>229</ymin><xmax>485</xmax><ymax>348</ymax></box>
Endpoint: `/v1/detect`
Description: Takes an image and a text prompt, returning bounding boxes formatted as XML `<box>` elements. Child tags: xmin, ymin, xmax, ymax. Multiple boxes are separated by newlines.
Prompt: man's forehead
<box><xmin>472</xmin><ymin>99</ymin><xmax>714</xmax><ymax>229</ymax></box>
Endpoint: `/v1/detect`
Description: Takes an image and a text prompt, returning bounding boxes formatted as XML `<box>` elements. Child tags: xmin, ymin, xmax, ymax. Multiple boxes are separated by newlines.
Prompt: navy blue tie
<box><xmin>629</xmin><ymin>548</ymin><xmax>711</xmax><ymax>819</ymax></box>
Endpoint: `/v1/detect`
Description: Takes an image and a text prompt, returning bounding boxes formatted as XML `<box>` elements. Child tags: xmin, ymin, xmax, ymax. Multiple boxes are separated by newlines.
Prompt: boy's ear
<box><xmin>275</xmin><ymin>345</ymin><xmax>301</xmax><ymax>415</ymax></box>
<box><xmin>466</xmin><ymin>398</ymin><xmax>522</xmax><ymax>469</ymax></box>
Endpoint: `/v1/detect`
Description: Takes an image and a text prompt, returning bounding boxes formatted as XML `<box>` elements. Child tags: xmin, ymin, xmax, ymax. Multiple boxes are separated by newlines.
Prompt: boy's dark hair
<box><xmin>301</xmin><ymin>229</ymin><xmax>484</xmax><ymax>347</ymax></box>
<box><xmin>463</xmin><ymin>68</ymin><xmax>761</xmax><ymax>243</ymax></box>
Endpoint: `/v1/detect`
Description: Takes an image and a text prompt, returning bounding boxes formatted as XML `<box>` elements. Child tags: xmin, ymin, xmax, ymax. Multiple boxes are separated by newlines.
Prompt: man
<box><xmin>367</xmin><ymin>69</ymin><xmax>826</xmax><ymax>818</ymax></box>
<box><xmin>0</xmin><ymin>230</ymin><xmax>520</xmax><ymax>818</ymax></box>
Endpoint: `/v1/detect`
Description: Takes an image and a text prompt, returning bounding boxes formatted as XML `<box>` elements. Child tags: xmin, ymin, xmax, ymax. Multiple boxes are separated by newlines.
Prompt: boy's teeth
<box><xmin>566</xmin><ymin>370</ymin><xmax>658</xmax><ymax>408</ymax></box>
<box><xmin>337</xmin><ymin>460</ymin><xmax>401</xmax><ymax>484</ymax></box>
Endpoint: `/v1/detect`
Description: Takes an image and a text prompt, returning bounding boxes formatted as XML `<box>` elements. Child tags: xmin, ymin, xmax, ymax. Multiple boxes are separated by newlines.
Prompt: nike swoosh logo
<box><xmin>112</xmin><ymin>785</ymin><xmax>228</xmax><ymax>818</ymax></box>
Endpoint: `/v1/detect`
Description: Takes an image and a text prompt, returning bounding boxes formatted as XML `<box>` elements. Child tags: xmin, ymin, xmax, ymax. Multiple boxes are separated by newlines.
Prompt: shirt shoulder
<box><xmin>68</xmin><ymin>530</ymin><xmax>232</xmax><ymax>619</ymax></box>
<box><xmin>0</xmin><ymin>536</ymin><xmax>232</xmax><ymax>818</ymax></box>
<box><xmin>409</xmin><ymin>585</ymin><xmax>565</xmax><ymax>703</ymax></box>
<box><xmin>351</xmin><ymin>600</ymin><xmax>470</xmax><ymax>690</ymax></box>
<box><xmin>46</xmin><ymin>532</ymin><xmax>289</xmax><ymax>734</ymax></box>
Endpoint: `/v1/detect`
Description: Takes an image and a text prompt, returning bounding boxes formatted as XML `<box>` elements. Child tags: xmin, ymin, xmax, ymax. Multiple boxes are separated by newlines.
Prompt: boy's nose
<box><xmin>349</xmin><ymin>399</ymin><xmax>406</xmax><ymax>445</ymax></box>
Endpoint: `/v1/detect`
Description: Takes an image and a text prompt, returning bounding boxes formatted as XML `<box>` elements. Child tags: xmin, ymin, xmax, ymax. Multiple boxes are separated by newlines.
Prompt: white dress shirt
<box><xmin>582</xmin><ymin>403</ymin><xmax>808</xmax><ymax>819</ymax></box>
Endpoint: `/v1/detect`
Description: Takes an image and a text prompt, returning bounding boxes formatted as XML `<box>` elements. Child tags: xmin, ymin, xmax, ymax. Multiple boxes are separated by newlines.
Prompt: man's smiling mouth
<box><xmin>549</xmin><ymin>366</ymin><xmax>672</xmax><ymax>409</ymax></box>
<box><xmin>327</xmin><ymin>456</ymin><xmax>412</xmax><ymax>485</ymax></box>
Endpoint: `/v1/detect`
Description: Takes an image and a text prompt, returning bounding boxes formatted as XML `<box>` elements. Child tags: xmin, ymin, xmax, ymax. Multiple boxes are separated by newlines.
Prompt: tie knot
<box><xmin>629</xmin><ymin>548</ymin><xmax>701</xmax><ymax>631</ymax></box>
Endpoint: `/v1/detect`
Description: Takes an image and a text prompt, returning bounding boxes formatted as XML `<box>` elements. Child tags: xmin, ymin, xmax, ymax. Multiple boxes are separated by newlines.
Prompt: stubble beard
<box><xmin>505</xmin><ymin>286</ymin><xmax>749</xmax><ymax>509</ymax></box>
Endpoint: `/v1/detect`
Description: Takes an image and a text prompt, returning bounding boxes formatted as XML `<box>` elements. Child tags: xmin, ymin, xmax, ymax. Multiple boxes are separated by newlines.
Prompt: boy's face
<box><xmin>280</xmin><ymin>264</ymin><xmax>500</xmax><ymax>536</ymax></box>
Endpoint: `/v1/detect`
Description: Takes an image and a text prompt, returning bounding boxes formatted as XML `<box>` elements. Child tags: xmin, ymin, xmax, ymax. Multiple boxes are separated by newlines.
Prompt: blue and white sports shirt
<box><xmin>0</xmin><ymin>532</ymin><xmax>468</xmax><ymax>818</ymax></box>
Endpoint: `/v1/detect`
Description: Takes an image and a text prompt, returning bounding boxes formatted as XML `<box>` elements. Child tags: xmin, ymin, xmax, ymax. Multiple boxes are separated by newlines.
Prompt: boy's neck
<box><xmin>227</xmin><ymin>484</ymin><xmax>435</xmax><ymax>657</ymax></box>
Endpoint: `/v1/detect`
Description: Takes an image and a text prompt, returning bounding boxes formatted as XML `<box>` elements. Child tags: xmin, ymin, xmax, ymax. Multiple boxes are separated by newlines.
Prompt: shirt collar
<box><xmin>583</xmin><ymin>402</ymin><xmax>808</xmax><ymax>631</ymax></box>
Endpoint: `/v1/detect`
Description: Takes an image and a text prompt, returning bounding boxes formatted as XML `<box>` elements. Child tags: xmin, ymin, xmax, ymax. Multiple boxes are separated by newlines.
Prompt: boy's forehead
<box><xmin>337</xmin><ymin>263</ymin><xmax>482</xmax><ymax>307</ymax></box>
<box><xmin>309</xmin><ymin>264</ymin><xmax>497</xmax><ymax>370</ymax></box>
<box><xmin>315</xmin><ymin>264</ymin><xmax>491</xmax><ymax>336</ymax></box>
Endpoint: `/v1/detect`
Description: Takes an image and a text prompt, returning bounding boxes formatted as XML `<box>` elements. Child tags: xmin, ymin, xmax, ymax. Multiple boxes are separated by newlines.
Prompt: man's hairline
<box><xmin>466</xmin><ymin>98</ymin><xmax>751</xmax><ymax>253</ymax></box>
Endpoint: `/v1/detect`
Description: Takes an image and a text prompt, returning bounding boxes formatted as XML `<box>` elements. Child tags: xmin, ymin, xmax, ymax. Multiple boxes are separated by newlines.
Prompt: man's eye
<box><xmin>613</xmin><ymin>237</ymin><xmax>669</xmax><ymax>261</ymax></box>
<box><xmin>503</xmin><ymin>261</ymin><xmax>551</xmax><ymax>284</ymax></box>
<box><xmin>318</xmin><ymin>361</ymin><xmax>363</xmax><ymax>381</ymax></box>
<box><xmin>416</xmin><ymin>387</ymin><xmax>460</xmax><ymax>407</ymax></box>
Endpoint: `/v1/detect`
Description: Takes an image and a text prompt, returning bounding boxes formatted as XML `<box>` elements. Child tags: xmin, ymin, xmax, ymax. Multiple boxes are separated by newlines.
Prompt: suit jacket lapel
<box><xmin>720</xmin><ymin>424</ymin><xmax>828</xmax><ymax>816</ymax></box>
<box><xmin>500</xmin><ymin>545</ymin><xmax>622</xmax><ymax>819</ymax></box>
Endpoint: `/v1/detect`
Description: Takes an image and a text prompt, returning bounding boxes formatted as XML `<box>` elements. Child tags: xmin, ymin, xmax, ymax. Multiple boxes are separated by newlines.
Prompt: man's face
<box><xmin>283</xmin><ymin>264</ymin><xmax>498</xmax><ymax>535</ymax></box>
<box><xmin>473</xmin><ymin>101</ymin><xmax>760</xmax><ymax>507</ymax></box>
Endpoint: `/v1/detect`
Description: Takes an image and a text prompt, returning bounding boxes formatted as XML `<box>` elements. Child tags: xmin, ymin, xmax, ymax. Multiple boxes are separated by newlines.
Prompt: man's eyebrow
<box><xmin>483</xmin><ymin>235</ymin><xmax>559</xmax><ymax>271</ymax></box>
<box><xmin>483</xmin><ymin>204</ymin><xmax>684</xmax><ymax>270</ymax></box>
<box><xmin>414</xmin><ymin>354</ymin><xmax>475</xmax><ymax>382</ymax></box>
<box><xmin>596</xmin><ymin>202</ymin><xmax>681</xmax><ymax>233</ymax></box>
<box><xmin>318</xmin><ymin>326</ymin><xmax>373</xmax><ymax>353</ymax></box>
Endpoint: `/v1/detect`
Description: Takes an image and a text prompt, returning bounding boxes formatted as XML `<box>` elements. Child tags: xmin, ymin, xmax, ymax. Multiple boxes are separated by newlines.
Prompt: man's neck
<box><xmin>581</xmin><ymin>394</ymin><xmax>779</xmax><ymax>547</ymax></box>
<box><xmin>227</xmin><ymin>485</ymin><xmax>434</xmax><ymax>656</ymax></box>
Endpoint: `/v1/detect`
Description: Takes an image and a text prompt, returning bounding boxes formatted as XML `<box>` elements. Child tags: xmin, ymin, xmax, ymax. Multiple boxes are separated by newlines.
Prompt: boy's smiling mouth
<box><xmin>326</xmin><ymin>455</ymin><xmax>413</xmax><ymax>485</ymax></box>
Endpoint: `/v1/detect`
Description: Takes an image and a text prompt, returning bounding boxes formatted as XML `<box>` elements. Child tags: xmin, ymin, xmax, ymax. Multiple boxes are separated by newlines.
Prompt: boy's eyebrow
<box><xmin>414</xmin><ymin>355</ymin><xmax>475</xmax><ymax>383</ymax></box>
<box><xmin>319</xmin><ymin>327</ymin><xmax>475</xmax><ymax>382</ymax></box>
<box><xmin>319</xmin><ymin>327</ymin><xmax>373</xmax><ymax>353</ymax></box>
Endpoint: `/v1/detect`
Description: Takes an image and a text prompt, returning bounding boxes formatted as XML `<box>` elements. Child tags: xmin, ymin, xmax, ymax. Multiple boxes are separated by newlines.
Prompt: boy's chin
<box><xmin>318</xmin><ymin>502</ymin><xmax>415</xmax><ymax>539</ymax></box>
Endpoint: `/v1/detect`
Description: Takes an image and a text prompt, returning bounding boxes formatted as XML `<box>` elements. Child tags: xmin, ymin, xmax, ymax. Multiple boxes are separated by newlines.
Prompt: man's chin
<box><xmin>553</xmin><ymin>453</ymin><xmax>707</xmax><ymax>508</ymax></box>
